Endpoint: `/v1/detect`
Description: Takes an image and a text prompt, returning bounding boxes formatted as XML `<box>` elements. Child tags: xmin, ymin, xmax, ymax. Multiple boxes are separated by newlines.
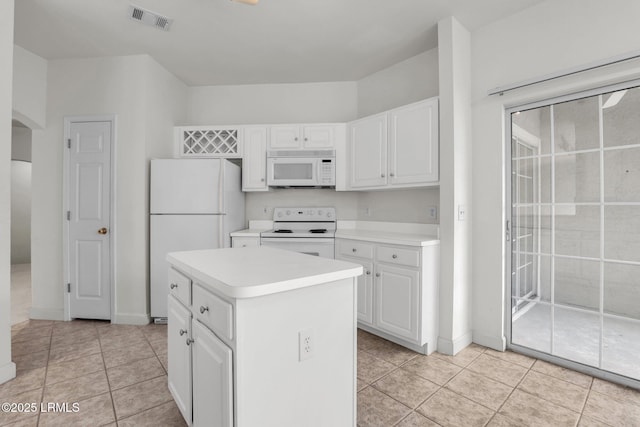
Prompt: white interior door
<box><xmin>67</xmin><ymin>120</ymin><xmax>112</xmax><ymax>320</ymax></box>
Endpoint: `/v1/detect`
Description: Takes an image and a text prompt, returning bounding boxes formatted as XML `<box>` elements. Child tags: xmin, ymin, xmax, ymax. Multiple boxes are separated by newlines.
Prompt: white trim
<box><xmin>0</xmin><ymin>362</ymin><xmax>16</xmax><ymax>385</ymax></box>
<box><xmin>63</xmin><ymin>115</ymin><xmax>117</xmax><ymax>322</ymax></box>
<box><xmin>489</xmin><ymin>48</ymin><xmax>640</xmax><ymax>96</ymax></box>
<box><xmin>29</xmin><ymin>306</ymin><xmax>64</xmax><ymax>321</ymax></box>
<box><xmin>472</xmin><ymin>331</ymin><xmax>506</xmax><ymax>352</ymax></box>
<box><xmin>437</xmin><ymin>331</ymin><xmax>473</xmax><ymax>356</ymax></box>
<box><xmin>112</xmin><ymin>312</ymin><xmax>150</xmax><ymax>325</ymax></box>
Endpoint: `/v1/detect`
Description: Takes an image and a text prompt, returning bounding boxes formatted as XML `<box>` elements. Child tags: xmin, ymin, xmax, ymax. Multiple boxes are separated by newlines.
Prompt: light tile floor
<box><xmin>2</xmin><ymin>321</ymin><xmax>639</xmax><ymax>427</ymax></box>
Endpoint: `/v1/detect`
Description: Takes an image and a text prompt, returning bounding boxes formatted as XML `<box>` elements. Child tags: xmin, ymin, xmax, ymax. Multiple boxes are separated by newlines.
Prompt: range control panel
<box><xmin>273</xmin><ymin>207</ymin><xmax>335</xmax><ymax>221</ymax></box>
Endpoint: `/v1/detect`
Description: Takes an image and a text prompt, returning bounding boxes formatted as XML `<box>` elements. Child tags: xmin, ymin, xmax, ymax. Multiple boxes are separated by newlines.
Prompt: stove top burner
<box><xmin>273</xmin><ymin>229</ymin><xmax>293</xmax><ymax>233</ymax></box>
<box><xmin>309</xmin><ymin>229</ymin><xmax>327</xmax><ymax>234</ymax></box>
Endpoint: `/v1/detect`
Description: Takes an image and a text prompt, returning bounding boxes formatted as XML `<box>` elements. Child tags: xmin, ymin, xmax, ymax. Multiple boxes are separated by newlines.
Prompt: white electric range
<box><xmin>260</xmin><ymin>207</ymin><xmax>336</xmax><ymax>259</ymax></box>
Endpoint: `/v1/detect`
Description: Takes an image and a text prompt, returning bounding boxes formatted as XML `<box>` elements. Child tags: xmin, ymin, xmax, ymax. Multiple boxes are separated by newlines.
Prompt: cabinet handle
<box><xmin>375</xmin><ymin>272</ymin><xmax>380</xmax><ymax>277</ymax></box>
<box><xmin>200</xmin><ymin>306</ymin><xmax>209</xmax><ymax>314</ymax></box>
<box><xmin>381</xmin><ymin>174</ymin><xmax>385</xmax><ymax>178</ymax></box>
<box><xmin>366</xmin><ymin>270</ymin><xmax>371</xmax><ymax>275</ymax></box>
<box><xmin>186</xmin><ymin>338</ymin><xmax>194</xmax><ymax>346</ymax></box>
<box><xmin>294</xmin><ymin>137</ymin><xmax>299</xmax><ymax>141</ymax></box>
<box><xmin>261</xmin><ymin>178</ymin><xmax>265</xmax><ymax>182</ymax></box>
<box><xmin>392</xmin><ymin>254</ymin><xmax>398</xmax><ymax>259</ymax></box>
<box><xmin>170</xmin><ymin>283</ymin><xmax>178</xmax><ymax>289</ymax></box>
<box><xmin>390</xmin><ymin>173</ymin><xmax>395</xmax><ymax>177</ymax></box>
<box><xmin>352</xmin><ymin>248</ymin><xmax>357</xmax><ymax>253</ymax></box>
<box><xmin>179</xmin><ymin>329</ymin><xmax>187</xmax><ymax>336</ymax></box>
<box><xmin>304</xmin><ymin>137</ymin><xmax>308</xmax><ymax>141</ymax></box>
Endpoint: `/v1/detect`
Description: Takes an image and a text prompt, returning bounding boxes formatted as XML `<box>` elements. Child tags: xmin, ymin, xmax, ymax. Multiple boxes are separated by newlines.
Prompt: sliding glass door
<box><xmin>508</xmin><ymin>83</ymin><xmax>640</xmax><ymax>384</ymax></box>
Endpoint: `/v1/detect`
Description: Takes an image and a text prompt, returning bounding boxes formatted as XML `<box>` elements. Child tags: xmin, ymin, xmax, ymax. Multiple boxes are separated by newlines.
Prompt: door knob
<box><xmin>98</xmin><ymin>227</ymin><xmax>108</xmax><ymax>235</ymax></box>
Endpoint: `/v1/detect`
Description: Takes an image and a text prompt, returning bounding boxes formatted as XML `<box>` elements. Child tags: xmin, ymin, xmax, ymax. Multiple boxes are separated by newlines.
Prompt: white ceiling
<box><xmin>14</xmin><ymin>0</ymin><xmax>545</xmax><ymax>86</ymax></box>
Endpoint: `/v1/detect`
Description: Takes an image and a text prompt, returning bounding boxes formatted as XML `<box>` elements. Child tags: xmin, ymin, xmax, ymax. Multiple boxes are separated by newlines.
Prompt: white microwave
<box><xmin>267</xmin><ymin>150</ymin><xmax>335</xmax><ymax>187</ymax></box>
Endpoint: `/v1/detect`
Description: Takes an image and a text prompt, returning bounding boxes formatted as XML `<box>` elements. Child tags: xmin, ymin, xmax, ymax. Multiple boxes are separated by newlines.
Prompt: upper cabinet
<box><xmin>346</xmin><ymin>98</ymin><xmax>439</xmax><ymax>191</ymax></box>
<box><xmin>242</xmin><ymin>126</ymin><xmax>268</xmax><ymax>192</ymax></box>
<box><xmin>348</xmin><ymin>113</ymin><xmax>388</xmax><ymax>189</ymax></box>
<box><xmin>175</xmin><ymin>126</ymin><xmax>242</xmax><ymax>158</ymax></box>
<box><xmin>269</xmin><ymin>124</ymin><xmax>340</xmax><ymax>150</ymax></box>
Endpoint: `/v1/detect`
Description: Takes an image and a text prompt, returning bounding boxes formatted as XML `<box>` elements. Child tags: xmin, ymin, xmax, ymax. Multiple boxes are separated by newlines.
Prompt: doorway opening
<box><xmin>507</xmin><ymin>82</ymin><xmax>640</xmax><ymax>387</ymax></box>
<box><xmin>10</xmin><ymin>119</ymin><xmax>32</xmax><ymax>325</ymax></box>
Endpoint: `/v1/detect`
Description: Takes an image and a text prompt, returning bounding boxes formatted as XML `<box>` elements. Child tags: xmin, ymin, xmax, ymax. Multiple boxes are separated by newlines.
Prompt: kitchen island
<box><xmin>166</xmin><ymin>246</ymin><xmax>362</xmax><ymax>427</ymax></box>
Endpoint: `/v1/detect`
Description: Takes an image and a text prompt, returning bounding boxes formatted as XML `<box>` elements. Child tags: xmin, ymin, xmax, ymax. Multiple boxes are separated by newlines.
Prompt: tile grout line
<box><xmin>34</xmin><ymin>321</ymin><xmax>54</xmax><ymax>427</ymax></box>
<box><xmin>97</xmin><ymin>324</ymin><xmax>119</xmax><ymax>426</ymax></box>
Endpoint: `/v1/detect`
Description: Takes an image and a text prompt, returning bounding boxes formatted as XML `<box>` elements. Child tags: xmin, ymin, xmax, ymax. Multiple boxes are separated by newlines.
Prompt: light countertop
<box><xmin>167</xmin><ymin>247</ymin><xmax>362</xmax><ymax>299</ymax></box>
<box><xmin>335</xmin><ymin>229</ymin><xmax>439</xmax><ymax>246</ymax></box>
<box><xmin>229</xmin><ymin>228</ymin><xmax>268</xmax><ymax>237</ymax></box>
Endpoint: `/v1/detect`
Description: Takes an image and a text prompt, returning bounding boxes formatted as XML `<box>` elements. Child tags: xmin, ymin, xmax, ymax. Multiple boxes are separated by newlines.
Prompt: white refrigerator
<box><xmin>150</xmin><ymin>158</ymin><xmax>245</xmax><ymax>319</ymax></box>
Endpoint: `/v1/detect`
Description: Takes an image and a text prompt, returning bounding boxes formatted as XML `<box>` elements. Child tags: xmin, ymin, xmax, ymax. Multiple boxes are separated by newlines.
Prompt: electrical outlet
<box><xmin>298</xmin><ymin>329</ymin><xmax>314</xmax><ymax>361</ymax></box>
<box><xmin>364</xmin><ymin>207</ymin><xmax>371</xmax><ymax>217</ymax></box>
<box><xmin>427</xmin><ymin>206</ymin><xmax>437</xmax><ymax>220</ymax></box>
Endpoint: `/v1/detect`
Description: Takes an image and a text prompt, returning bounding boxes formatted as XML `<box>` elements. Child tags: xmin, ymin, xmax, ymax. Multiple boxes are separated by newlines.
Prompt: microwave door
<box><xmin>269</xmin><ymin>159</ymin><xmax>317</xmax><ymax>186</ymax></box>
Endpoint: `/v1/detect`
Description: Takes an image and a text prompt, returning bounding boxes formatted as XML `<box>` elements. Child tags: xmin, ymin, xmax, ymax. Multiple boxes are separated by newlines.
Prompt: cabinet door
<box><xmin>357</xmin><ymin>261</ymin><xmax>374</xmax><ymax>325</ymax></box>
<box><xmin>242</xmin><ymin>127</ymin><xmax>268</xmax><ymax>191</ymax></box>
<box><xmin>348</xmin><ymin>114</ymin><xmax>387</xmax><ymax>188</ymax></box>
<box><xmin>388</xmin><ymin>98</ymin><xmax>439</xmax><ymax>185</ymax></box>
<box><xmin>302</xmin><ymin>125</ymin><xmax>334</xmax><ymax>148</ymax></box>
<box><xmin>168</xmin><ymin>295</ymin><xmax>192</xmax><ymax>425</ymax></box>
<box><xmin>269</xmin><ymin>125</ymin><xmax>301</xmax><ymax>149</ymax></box>
<box><xmin>192</xmin><ymin>321</ymin><xmax>233</xmax><ymax>427</ymax></box>
<box><xmin>374</xmin><ymin>264</ymin><xmax>420</xmax><ymax>342</ymax></box>
<box><xmin>336</xmin><ymin>254</ymin><xmax>374</xmax><ymax>326</ymax></box>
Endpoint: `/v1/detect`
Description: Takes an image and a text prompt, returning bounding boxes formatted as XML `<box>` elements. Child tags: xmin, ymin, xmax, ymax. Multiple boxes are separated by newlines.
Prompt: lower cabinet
<box><xmin>231</xmin><ymin>235</ymin><xmax>261</xmax><ymax>248</ymax></box>
<box><xmin>167</xmin><ymin>294</ymin><xmax>192</xmax><ymax>423</ymax></box>
<box><xmin>336</xmin><ymin>238</ymin><xmax>439</xmax><ymax>354</ymax></box>
<box><xmin>167</xmin><ymin>276</ymin><xmax>234</xmax><ymax>427</ymax></box>
<box><xmin>167</xmin><ymin>265</ymin><xmax>357</xmax><ymax>426</ymax></box>
<box><xmin>375</xmin><ymin>264</ymin><xmax>420</xmax><ymax>342</ymax></box>
<box><xmin>192</xmin><ymin>321</ymin><xmax>233</xmax><ymax>427</ymax></box>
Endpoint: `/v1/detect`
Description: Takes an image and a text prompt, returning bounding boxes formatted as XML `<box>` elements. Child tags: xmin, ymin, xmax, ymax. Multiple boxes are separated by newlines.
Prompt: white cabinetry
<box><xmin>336</xmin><ymin>238</ymin><xmax>439</xmax><ymax>354</ymax></box>
<box><xmin>347</xmin><ymin>98</ymin><xmax>439</xmax><ymax>190</ymax></box>
<box><xmin>348</xmin><ymin>113</ymin><xmax>387</xmax><ymax>189</ymax></box>
<box><xmin>192</xmin><ymin>321</ymin><xmax>233</xmax><ymax>427</ymax></box>
<box><xmin>167</xmin><ymin>294</ymin><xmax>191</xmax><ymax>423</ymax></box>
<box><xmin>241</xmin><ymin>127</ymin><xmax>268</xmax><ymax>192</ymax></box>
<box><xmin>231</xmin><ymin>236</ymin><xmax>260</xmax><ymax>248</ymax></box>
<box><xmin>167</xmin><ymin>269</ymin><xmax>234</xmax><ymax>427</ymax></box>
<box><xmin>269</xmin><ymin>124</ymin><xmax>342</xmax><ymax>150</ymax></box>
<box><xmin>167</xmin><ymin>247</ymin><xmax>358</xmax><ymax>427</ymax></box>
<box><xmin>175</xmin><ymin>126</ymin><xmax>242</xmax><ymax>158</ymax></box>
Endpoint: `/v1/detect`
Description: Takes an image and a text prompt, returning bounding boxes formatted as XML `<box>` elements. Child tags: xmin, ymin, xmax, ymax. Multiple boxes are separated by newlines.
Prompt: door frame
<box><xmin>62</xmin><ymin>115</ymin><xmax>117</xmax><ymax>322</ymax></box>
<box><xmin>504</xmin><ymin>81</ymin><xmax>640</xmax><ymax>389</ymax></box>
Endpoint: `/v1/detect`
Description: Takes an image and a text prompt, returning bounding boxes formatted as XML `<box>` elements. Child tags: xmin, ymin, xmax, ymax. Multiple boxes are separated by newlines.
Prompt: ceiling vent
<box><xmin>128</xmin><ymin>5</ymin><xmax>173</xmax><ymax>31</ymax></box>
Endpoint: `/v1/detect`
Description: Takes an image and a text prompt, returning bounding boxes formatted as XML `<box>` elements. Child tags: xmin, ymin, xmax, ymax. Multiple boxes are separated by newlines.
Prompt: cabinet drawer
<box><xmin>169</xmin><ymin>268</ymin><xmax>191</xmax><ymax>306</ymax></box>
<box><xmin>232</xmin><ymin>236</ymin><xmax>260</xmax><ymax>248</ymax></box>
<box><xmin>376</xmin><ymin>246</ymin><xmax>420</xmax><ymax>268</ymax></box>
<box><xmin>193</xmin><ymin>284</ymin><xmax>234</xmax><ymax>341</ymax></box>
<box><xmin>336</xmin><ymin>240</ymin><xmax>374</xmax><ymax>259</ymax></box>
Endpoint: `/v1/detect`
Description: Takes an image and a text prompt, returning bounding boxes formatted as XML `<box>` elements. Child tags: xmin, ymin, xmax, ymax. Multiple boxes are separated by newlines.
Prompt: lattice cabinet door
<box><xmin>175</xmin><ymin>126</ymin><xmax>243</xmax><ymax>158</ymax></box>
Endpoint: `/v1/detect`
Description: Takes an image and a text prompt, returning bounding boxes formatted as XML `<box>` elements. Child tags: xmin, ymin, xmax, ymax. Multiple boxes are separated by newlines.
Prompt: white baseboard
<box><xmin>472</xmin><ymin>331</ymin><xmax>506</xmax><ymax>351</ymax></box>
<box><xmin>29</xmin><ymin>307</ymin><xmax>64</xmax><ymax>321</ymax></box>
<box><xmin>0</xmin><ymin>361</ymin><xmax>16</xmax><ymax>385</ymax></box>
<box><xmin>112</xmin><ymin>313</ymin><xmax>151</xmax><ymax>325</ymax></box>
<box><xmin>437</xmin><ymin>331</ymin><xmax>473</xmax><ymax>356</ymax></box>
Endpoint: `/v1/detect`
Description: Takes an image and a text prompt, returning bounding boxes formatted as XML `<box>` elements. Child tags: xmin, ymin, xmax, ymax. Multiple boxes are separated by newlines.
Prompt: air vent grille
<box><xmin>128</xmin><ymin>5</ymin><xmax>173</xmax><ymax>31</ymax></box>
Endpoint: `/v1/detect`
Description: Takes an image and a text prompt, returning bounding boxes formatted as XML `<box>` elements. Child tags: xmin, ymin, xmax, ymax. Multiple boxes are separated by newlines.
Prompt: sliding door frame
<box><xmin>505</xmin><ymin>78</ymin><xmax>640</xmax><ymax>390</ymax></box>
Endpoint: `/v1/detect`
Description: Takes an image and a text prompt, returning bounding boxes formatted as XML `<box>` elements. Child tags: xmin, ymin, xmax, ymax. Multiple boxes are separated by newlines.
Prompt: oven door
<box><xmin>260</xmin><ymin>237</ymin><xmax>335</xmax><ymax>259</ymax></box>
<box><xmin>267</xmin><ymin>157</ymin><xmax>319</xmax><ymax>187</ymax></box>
